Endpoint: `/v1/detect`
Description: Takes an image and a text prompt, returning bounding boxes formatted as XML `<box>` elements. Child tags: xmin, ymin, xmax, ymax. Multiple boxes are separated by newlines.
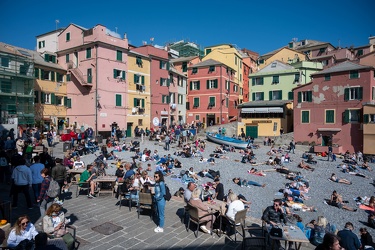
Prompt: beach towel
<box><xmin>359</xmin><ymin>204</ymin><xmax>375</xmax><ymax>212</ymax></box>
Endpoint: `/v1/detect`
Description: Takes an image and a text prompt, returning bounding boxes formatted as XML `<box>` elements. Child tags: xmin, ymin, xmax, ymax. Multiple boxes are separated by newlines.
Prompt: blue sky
<box><xmin>0</xmin><ymin>0</ymin><xmax>374</xmax><ymax>55</ymax></box>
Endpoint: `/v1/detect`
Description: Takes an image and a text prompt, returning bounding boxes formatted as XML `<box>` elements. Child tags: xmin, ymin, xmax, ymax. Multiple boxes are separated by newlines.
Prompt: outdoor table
<box><xmin>67</xmin><ymin>168</ymin><xmax>85</xmax><ymax>184</ymax></box>
<box><xmin>93</xmin><ymin>176</ymin><xmax>117</xmax><ymax>196</ymax></box>
<box><xmin>203</xmin><ymin>199</ymin><xmax>227</xmax><ymax>236</ymax></box>
<box><xmin>268</xmin><ymin>224</ymin><xmax>309</xmax><ymax>250</ymax></box>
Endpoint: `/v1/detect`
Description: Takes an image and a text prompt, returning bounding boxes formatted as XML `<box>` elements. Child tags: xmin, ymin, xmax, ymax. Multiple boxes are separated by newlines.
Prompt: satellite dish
<box><xmin>153</xmin><ymin>117</ymin><xmax>160</xmax><ymax>126</ymax></box>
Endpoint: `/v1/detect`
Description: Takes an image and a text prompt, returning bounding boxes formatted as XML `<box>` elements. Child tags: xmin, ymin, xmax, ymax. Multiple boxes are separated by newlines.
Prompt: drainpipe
<box><xmin>95</xmin><ymin>44</ymin><xmax>98</xmax><ymax>136</ymax></box>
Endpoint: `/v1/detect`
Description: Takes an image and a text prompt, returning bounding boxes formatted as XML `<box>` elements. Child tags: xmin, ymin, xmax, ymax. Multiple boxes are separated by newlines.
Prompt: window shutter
<box><xmin>134</xmin><ymin>98</ymin><xmax>138</xmax><ymax>107</ymax></box>
<box><xmin>51</xmin><ymin>56</ymin><xmax>56</xmax><ymax>63</ymax></box>
<box><xmin>34</xmin><ymin>91</ymin><xmax>39</xmax><ymax>103</ymax></box>
<box><xmin>134</xmin><ymin>74</ymin><xmax>137</xmax><ymax>83</ymax></box>
<box><xmin>67</xmin><ymin>98</ymin><xmax>72</xmax><ymax>108</ymax></box>
<box><xmin>41</xmin><ymin>92</ymin><xmax>46</xmax><ymax>104</ymax></box>
<box><xmin>210</xmin><ymin>97</ymin><xmax>215</xmax><ymax>106</ymax></box>
<box><xmin>260</xmin><ymin>78</ymin><xmax>264</xmax><ymax>85</ymax></box>
<box><xmin>167</xmin><ymin>62</ymin><xmax>170</xmax><ymax>70</ymax></box>
<box><xmin>298</xmin><ymin>92</ymin><xmax>302</xmax><ymax>103</ymax></box>
<box><xmin>261</xmin><ymin>92</ymin><xmax>264</xmax><ymax>101</ymax></box>
<box><xmin>206</xmin><ymin>80</ymin><xmax>209</xmax><ymax>89</ymax></box>
<box><xmin>34</xmin><ymin>68</ymin><xmax>39</xmax><ymax>78</ymax></box>
<box><xmin>288</xmin><ymin>91</ymin><xmax>293</xmax><ymax>100</ymax></box>
<box><xmin>64</xmin><ymin>96</ymin><xmax>67</xmax><ymax>107</ymax></box>
<box><xmin>167</xmin><ymin>79</ymin><xmax>170</xmax><ymax>87</ymax></box>
<box><xmin>344</xmin><ymin>88</ymin><xmax>349</xmax><ymax>101</ymax></box>
<box><xmin>51</xmin><ymin>72</ymin><xmax>55</xmax><ymax>82</ymax></box>
<box><xmin>279</xmin><ymin>90</ymin><xmax>283</xmax><ymax>100</ymax></box>
<box><xmin>44</xmin><ymin>54</ymin><xmax>49</xmax><ymax>62</ymax></box>
<box><xmin>190</xmin><ymin>82</ymin><xmax>192</xmax><ymax>90</ymax></box>
<box><xmin>358</xmin><ymin>87</ymin><xmax>363</xmax><ymax>100</ymax></box>
<box><xmin>186</xmin><ymin>102</ymin><xmax>190</xmax><ymax>110</ymax></box>
<box><xmin>159</xmin><ymin>61</ymin><xmax>163</xmax><ymax>69</ymax></box>
<box><xmin>269</xmin><ymin>91</ymin><xmax>272</xmax><ymax>101</ymax></box>
<box><xmin>197</xmin><ymin>81</ymin><xmax>200</xmax><ymax>90</ymax></box>
<box><xmin>116</xmin><ymin>50</ymin><xmax>122</xmax><ymax>61</ymax></box>
<box><xmin>343</xmin><ymin>110</ymin><xmax>350</xmax><ymax>123</ymax></box>
<box><xmin>122</xmin><ymin>71</ymin><xmax>126</xmax><ymax>80</ymax></box>
<box><xmin>51</xmin><ymin>93</ymin><xmax>56</xmax><ymax>105</ymax></box>
<box><xmin>66</xmin><ymin>54</ymin><xmax>69</xmax><ymax>63</ymax></box>
<box><xmin>141</xmin><ymin>75</ymin><xmax>144</xmax><ymax>84</ymax></box>
<box><xmin>167</xmin><ymin>96</ymin><xmax>170</xmax><ymax>103</ymax></box>
<box><xmin>214</xmin><ymin>79</ymin><xmax>218</xmax><ymax>88</ymax></box>
<box><xmin>141</xmin><ymin>99</ymin><xmax>145</xmax><ymax>108</ymax></box>
<box><xmin>162</xmin><ymin>95</ymin><xmax>165</xmax><ymax>103</ymax></box>
<box><xmin>252</xmin><ymin>78</ymin><xmax>255</xmax><ymax>86</ymax></box>
<box><xmin>252</xmin><ymin>93</ymin><xmax>255</xmax><ymax>101</ymax></box>
<box><xmin>113</xmin><ymin>69</ymin><xmax>117</xmax><ymax>78</ymax></box>
<box><xmin>364</xmin><ymin>114</ymin><xmax>369</xmax><ymax>123</ymax></box>
<box><xmin>116</xmin><ymin>94</ymin><xmax>121</xmax><ymax>106</ymax></box>
<box><xmin>307</xmin><ymin>91</ymin><xmax>312</xmax><ymax>102</ymax></box>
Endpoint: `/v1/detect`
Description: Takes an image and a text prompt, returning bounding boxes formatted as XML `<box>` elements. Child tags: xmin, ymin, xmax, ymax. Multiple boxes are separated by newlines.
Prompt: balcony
<box><xmin>69</xmin><ymin>68</ymin><xmax>92</xmax><ymax>87</ymax></box>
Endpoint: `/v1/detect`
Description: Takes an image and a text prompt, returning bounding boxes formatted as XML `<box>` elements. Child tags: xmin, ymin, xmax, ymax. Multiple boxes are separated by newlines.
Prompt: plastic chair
<box><xmin>226</xmin><ymin>208</ymin><xmax>247</xmax><ymax>242</ymax></box>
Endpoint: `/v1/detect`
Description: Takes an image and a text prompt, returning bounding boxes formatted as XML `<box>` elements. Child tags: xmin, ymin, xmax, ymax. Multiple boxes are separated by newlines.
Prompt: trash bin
<box><xmin>63</xmin><ymin>142</ymin><xmax>71</xmax><ymax>152</ymax></box>
<box><xmin>96</xmin><ymin>135</ymin><xmax>103</xmax><ymax>143</ymax></box>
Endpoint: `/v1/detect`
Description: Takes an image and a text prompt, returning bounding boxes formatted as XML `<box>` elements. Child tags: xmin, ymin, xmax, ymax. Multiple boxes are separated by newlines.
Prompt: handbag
<box><xmin>270</xmin><ymin>226</ymin><xmax>283</xmax><ymax>237</ymax></box>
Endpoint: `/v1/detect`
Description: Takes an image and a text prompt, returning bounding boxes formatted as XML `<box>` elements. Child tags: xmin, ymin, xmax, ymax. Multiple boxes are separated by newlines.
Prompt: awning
<box><xmin>317</xmin><ymin>128</ymin><xmax>341</xmax><ymax>132</ymax></box>
<box><xmin>241</xmin><ymin>107</ymin><xmax>283</xmax><ymax>113</ymax></box>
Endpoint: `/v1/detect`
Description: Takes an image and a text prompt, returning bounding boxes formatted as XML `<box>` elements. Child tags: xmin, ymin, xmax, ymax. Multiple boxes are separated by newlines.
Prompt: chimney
<box><xmin>369</xmin><ymin>36</ymin><xmax>375</xmax><ymax>46</ymax></box>
<box><xmin>124</xmin><ymin>33</ymin><xmax>127</xmax><ymax>39</ymax></box>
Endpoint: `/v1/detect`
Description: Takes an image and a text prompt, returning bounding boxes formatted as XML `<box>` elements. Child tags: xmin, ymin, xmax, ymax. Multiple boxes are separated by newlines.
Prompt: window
<box><xmin>324</xmin><ymin>74</ymin><xmax>331</xmax><ymax>81</ymax></box>
<box><xmin>56</xmin><ymin>96</ymin><xmax>63</xmax><ymax>106</ymax></box>
<box><xmin>209</xmin><ymin>65</ymin><xmax>215</xmax><ymax>72</ymax></box>
<box><xmin>38</xmin><ymin>41</ymin><xmax>45</xmax><ymax>49</ymax></box>
<box><xmin>195</xmin><ymin>115</ymin><xmax>200</xmax><ymax>120</ymax></box>
<box><xmin>298</xmin><ymin>91</ymin><xmax>312</xmax><ymax>103</ymax></box>
<box><xmin>162</xmin><ymin>95</ymin><xmax>170</xmax><ymax>104</ymax></box>
<box><xmin>258</xmin><ymin>59</ymin><xmax>264</xmax><ymax>64</ymax></box>
<box><xmin>190</xmin><ymin>81</ymin><xmax>200</xmax><ymax>90</ymax></box>
<box><xmin>136</xmin><ymin>57</ymin><xmax>143</xmax><ymax>67</ymax></box>
<box><xmin>193</xmin><ymin>97</ymin><xmax>199</xmax><ymax>107</ymax></box>
<box><xmin>325</xmin><ymin>110</ymin><xmax>335</xmax><ymax>123</ymax></box>
<box><xmin>56</xmin><ymin>72</ymin><xmax>63</xmax><ymax>82</ymax></box>
<box><xmin>1</xmin><ymin>57</ymin><xmax>9</xmax><ymax>67</ymax></box>
<box><xmin>0</xmin><ymin>80</ymin><xmax>11</xmax><ymax>93</ymax></box>
<box><xmin>116</xmin><ymin>50</ymin><xmax>122</xmax><ymax>61</ymax></box>
<box><xmin>252</xmin><ymin>92</ymin><xmax>264</xmax><ymax>101</ymax></box>
<box><xmin>294</xmin><ymin>73</ymin><xmax>300</xmax><ymax>83</ymax></box>
<box><xmin>301</xmin><ymin>110</ymin><xmax>310</xmax><ymax>123</ymax></box>
<box><xmin>134</xmin><ymin>74</ymin><xmax>145</xmax><ymax>85</ymax></box>
<box><xmin>192</xmin><ymin>67</ymin><xmax>198</xmax><ymax>74</ymax></box>
<box><xmin>178</xmin><ymin>94</ymin><xmax>183</xmax><ymax>104</ymax></box>
<box><xmin>182</xmin><ymin>62</ymin><xmax>187</xmax><ymax>72</ymax></box>
<box><xmin>34</xmin><ymin>68</ymin><xmax>39</xmax><ymax>78</ymax></box>
<box><xmin>269</xmin><ymin>90</ymin><xmax>282</xmax><ymax>100</ymax></box>
<box><xmin>288</xmin><ymin>91</ymin><xmax>293</xmax><ymax>100</ymax></box>
<box><xmin>350</xmin><ymin>70</ymin><xmax>359</xmax><ymax>79</ymax></box>
<box><xmin>357</xmin><ymin>49</ymin><xmax>363</xmax><ymax>56</ymax></box>
<box><xmin>42</xmin><ymin>93</ymin><xmax>52</xmax><ymax>104</ymax></box>
<box><xmin>160</xmin><ymin>61</ymin><xmax>169</xmax><ymax>70</ymax></box>
<box><xmin>206</xmin><ymin>49</ymin><xmax>211</xmax><ymax>55</ymax></box>
<box><xmin>66</xmin><ymin>74</ymin><xmax>71</xmax><ymax>81</ymax></box>
<box><xmin>64</xmin><ymin>97</ymin><xmax>72</xmax><ymax>108</ymax></box>
<box><xmin>133</xmin><ymin>98</ymin><xmax>145</xmax><ymax>108</ymax></box>
<box><xmin>251</xmin><ymin>77</ymin><xmax>264</xmax><ymax>85</ymax></box>
<box><xmin>226</xmin><ymin>81</ymin><xmax>230</xmax><ymax>91</ymax></box>
<box><xmin>41</xmin><ymin>70</ymin><xmax>51</xmax><ymax>80</ymax></box>
<box><xmin>66</xmin><ymin>32</ymin><xmax>70</xmax><ymax>41</ymax></box>
<box><xmin>344</xmin><ymin>87</ymin><xmax>363</xmax><ymax>101</ymax></box>
<box><xmin>113</xmin><ymin>69</ymin><xmax>126</xmax><ymax>80</ymax></box>
<box><xmin>209</xmin><ymin>97</ymin><xmax>215</xmax><ymax>107</ymax></box>
<box><xmin>87</xmin><ymin>68</ymin><xmax>92</xmax><ymax>83</ymax></box>
<box><xmin>319</xmin><ymin>48</ymin><xmax>326</xmax><ymax>53</ymax></box>
<box><xmin>44</xmin><ymin>54</ymin><xmax>56</xmax><ymax>63</ymax></box>
<box><xmin>364</xmin><ymin>114</ymin><xmax>375</xmax><ymax>123</ymax></box>
<box><xmin>271</xmin><ymin>62</ymin><xmax>277</xmax><ymax>68</ymax></box>
<box><xmin>206</xmin><ymin>79</ymin><xmax>218</xmax><ymax>89</ymax></box>
<box><xmin>115</xmin><ymin>94</ymin><xmax>122</xmax><ymax>107</ymax></box>
<box><xmin>86</xmin><ymin>48</ymin><xmax>91</xmax><ymax>59</ymax></box>
<box><xmin>233</xmin><ymin>85</ymin><xmax>238</xmax><ymax>93</ymax></box>
<box><xmin>160</xmin><ymin>78</ymin><xmax>169</xmax><ymax>87</ymax></box>
<box><xmin>272</xmin><ymin>75</ymin><xmax>279</xmax><ymax>84</ymax></box>
<box><xmin>66</xmin><ymin>54</ymin><xmax>70</xmax><ymax>63</ymax></box>
<box><xmin>344</xmin><ymin>109</ymin><xmax>360</xmax><ymax>123</ymax></box>
<box><xmin>138</xmin><ymin>119</ymin><xmax>143</xmax><ymax>126</ymax></box>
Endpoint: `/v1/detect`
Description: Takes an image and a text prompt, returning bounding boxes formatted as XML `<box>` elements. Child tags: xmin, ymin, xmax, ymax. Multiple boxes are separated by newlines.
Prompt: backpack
<box><xmin>0</xmin><ymin>157</ymin><xmax>7</xmax><ymax>167</ymax></box>
<box><xmin>164</xmin><ymin>184</ymin><xmax>172</xmax><ymax>201</ymax></box>
<box><xmin>46</xmin><ymin>178</ymin><xmax>60</xmax><ymax>198</ymax></box>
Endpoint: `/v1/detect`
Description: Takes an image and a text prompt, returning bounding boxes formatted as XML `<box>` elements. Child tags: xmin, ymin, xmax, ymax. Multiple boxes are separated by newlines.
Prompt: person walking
<box><xmin>29</xmin><ymin>155</ymin><xmax>45</xmax><ymax>202</ymax></box>
<box><xmin>327</xmin><ymin>145</ymin><xmax>333</xmax><ymax>161</ymax></box>
<box><xmin>153</xmin><ymin>171</ymin><xmax>166</xmax><ymax>233</ymax></box>
<box><xmin>289</xmin><ymin>140</ymin><xmax>295</xmax><ymax>154</ymax></box>
<box><xmin>37</xmin><ymin>168</ymin><xmax>53</xmax><ymax>216</ymax></box>
<box><xmin>164</xmin><ymin>134</ymin><xmax>170</xmax><ymax>151</ymax></box>
<box><xmin>51</xmin><ymin>158</ymin><xmax>67</xmax><ymax>198</ymax></box>
<box><xmin>11</xmin><ymin>155</ymin><xmax>33</xmax><ymax>209</ymax></box>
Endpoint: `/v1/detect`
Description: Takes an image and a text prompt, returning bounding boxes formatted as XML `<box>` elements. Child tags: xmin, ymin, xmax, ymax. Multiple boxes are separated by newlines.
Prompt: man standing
<box><xmin>337</xmin><ymin>222</ymin><xmax>361</xmax><ymax>250</ymax></box>
<box><xmin>164</xmin><ymin>134</ymin><xmax>170</xmax><ymax>151</ymax></box>
<box><xmin>11</xmin><ymin>155</ymin><xmax>33</xmax><ymax>209</ymax></box>
<box><xmin>51</xmin><ymin>158</ymin><xmax>67</xmax><ymax>197</ymax></box>
<box><xmin>212</xmin><ymin>177</ymin><xmax>224</xmax><ymax>201</ymax></box>
<box><xmin>328</xmin><ymin>145</ymin><xmax>333</xmax><ymax>161</ymax></box>
<box><xmin>30</xmin><ymin>156</ymin><xmax>45</xmax><ymax>202</ymax></box>
<box><xmin>289</xmin><ymin>140</ymin><xmax>295</xmax><ymax>154</ymax></box>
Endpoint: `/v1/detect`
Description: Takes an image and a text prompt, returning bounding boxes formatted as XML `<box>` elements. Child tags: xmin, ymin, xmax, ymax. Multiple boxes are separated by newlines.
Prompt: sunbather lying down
<box><xmin>298</xmin><ymin>161</ymin><xmax>315</xmax><ymax>171</ymax></box>
<box><xmin>330</xmin><ymin>173</ymin><xmax>352</xmax><ymax>185</ymax></box>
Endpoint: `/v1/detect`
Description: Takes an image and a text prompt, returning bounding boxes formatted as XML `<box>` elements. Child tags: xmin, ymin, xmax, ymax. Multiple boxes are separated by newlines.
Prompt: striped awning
<box><xmin>242</xmin><ymin>107</ymin><xmax>283</xmax><ymax>113</ymax></box>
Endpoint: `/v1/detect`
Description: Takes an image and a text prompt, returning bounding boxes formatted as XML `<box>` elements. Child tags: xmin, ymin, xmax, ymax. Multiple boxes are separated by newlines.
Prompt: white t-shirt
<box><xmin>226</xmin><ymin>200</ymin><xmax>245</xmax><ymax>221</ymax></box>
<box><xmin>73</xmin><ymin>160</ymin><xmax>85</xmax><ymax>169</ymax></box>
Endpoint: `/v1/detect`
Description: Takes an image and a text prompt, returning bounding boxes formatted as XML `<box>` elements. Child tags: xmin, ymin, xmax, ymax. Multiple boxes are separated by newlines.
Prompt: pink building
<box><xmin>187</xmin><ymin>59</ymin><xmax>236</xmax><ymax>126</ymax></box>
<box><xmin>131</xmin><ymin>45</ymin><xmax>170</xmax><ymax>127</ymax></box>
<box><xmin>57</xmin><ymin>24</ymin><xmax>129</xmax><ymax>135</ymax></box>
<box><xmin>293</xmin><ymin>61</ymin><xmax>375</xmax><ymax>153</ymax></box>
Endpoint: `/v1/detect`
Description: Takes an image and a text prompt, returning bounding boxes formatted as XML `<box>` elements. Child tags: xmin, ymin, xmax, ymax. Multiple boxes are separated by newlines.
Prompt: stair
<box><xmin>70</xmin><ymin>68</ymin><xmax>92</xmax><ymax>87</ymax></box>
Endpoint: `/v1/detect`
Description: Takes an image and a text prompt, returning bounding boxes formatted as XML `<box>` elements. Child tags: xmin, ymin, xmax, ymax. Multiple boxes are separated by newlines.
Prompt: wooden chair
<box><xmin>76</xmin><ymin>182</ymin><xmax>89</xmax><ymax>197</ymax></box>
<box><xmin>137</xmin><ymin>192</ymin><xmax>153</xmax><ymax>219</ymax></box>
<box><xmin>186</xmin><ymin>205</ymin><xmax>215</xmax><ymax>238</ymax></box>
<box><xmin>226</xmin><ymin>208</ymin><xmax>247</xmax><ymax>242</ymax></box>
<box><xmin>241</xmin><ymin>224</ymin><xmax>267</xmax><ymax>250</ymax></box>
<box><xmin>118</xmin><ymin>191</ymin><xmax>138</xmax><ymax>211</ymax></box>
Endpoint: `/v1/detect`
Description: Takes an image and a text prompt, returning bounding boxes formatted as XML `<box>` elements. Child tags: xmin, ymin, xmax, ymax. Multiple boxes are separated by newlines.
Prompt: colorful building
<box><xmin>56</xmin><ymin>24</ymin><xmax>129</xmax><ymax>135</ymax></box>
<box><xmin>169</xmin><ymin>67</ymin><xmax>187</xmax><ymax>125</ymax></box>
<box><xmin>170</xmin><ymin>56</ymin><xmax>200</xmax><ymax>76</ymax></box>
<box><xmin>293</xmin><ymin>61</ymin><xmax>375</xmax><ymax>154</ymax></box>
<box><xmin>257</xmin><ymin>47</ymin><xmax>306</xmax><ymax>70</ymax></box>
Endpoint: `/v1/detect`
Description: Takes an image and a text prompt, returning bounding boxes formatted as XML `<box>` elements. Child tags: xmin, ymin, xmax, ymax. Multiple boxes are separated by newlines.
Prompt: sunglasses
<box><xmin>273</xmin><ymin>204</ymin><xmax>279</xmax><ymax>207</ymax></box>
<box><xmin>154</xmin><ymin>176</ymin><xmax>159</xmax><ymax>178</ymax></box>
<box><xmin>21</xmin><ymin>221</ymin><xmax>29</xmax><ymax>226</ymax></box>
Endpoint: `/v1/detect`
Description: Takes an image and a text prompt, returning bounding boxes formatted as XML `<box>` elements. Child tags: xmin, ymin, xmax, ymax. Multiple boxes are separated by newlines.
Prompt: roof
<box><xmin>189</xmin><ymin>59</ymin><xmax>225</xmax><ymax>68</ymax></box>
<box><xmin>254</xmin><ymin>60</ymin><xmax>295</xmax><ymax>74</ymax></box>
<box><xmin>170</xmin><ymin>56</ymin><xmax>198</xmax><ymax>63</ymax></box>
<box><xmin>239</xmin><ymin>100</ymin><xmax>291</xmax><ymax>108</ymax></box>
<box><xmin>36</xmin><ymin>28</ymin><xmax>64</xmax><ymax>38</ymax></box>
<box><xmin>293</xmin><ymin>40</ymin><xmax>333</xmax><ymax>50</ymax></box>
<box><xmin>310</xmin><ymin>54</ymin><xmax>335</xmax><ymax>60</ymax></box>
<box><xmin>311</xmin><ymin>61</ymin><xmax>373</xmax><ymax>76</ymax></box>
<box><xmin>128</xmin><ymin>50</ymin><xmax>149</xmax><ymax>59</ymax></box>
<box><xmin>169</xmin><ymin>67</ymin><xmax>186</xmax><ymax>77</ymax></box>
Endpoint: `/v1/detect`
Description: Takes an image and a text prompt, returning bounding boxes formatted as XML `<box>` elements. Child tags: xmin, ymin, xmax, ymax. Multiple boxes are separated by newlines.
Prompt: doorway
<box><xmin>126</xmin><ymin>123</ymin><xmax>132</xmax><ymax>137</ymax></box>
<box><xmin>206</xmin><ymin>114</ymin><xmax>215</xmax><ymax>126</ymax></box>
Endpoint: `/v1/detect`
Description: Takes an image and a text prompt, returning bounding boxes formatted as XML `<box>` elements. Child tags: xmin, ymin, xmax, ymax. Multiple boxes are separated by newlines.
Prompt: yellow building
<box><xmin>127</xmin><ymin>51</ymin><xmax>151</xmax><ymax>134</ymax></box>
<box><xmin>258</xmin><ymin>47</ymin><xmax>306</xmax><ymax>70</ymax></box>
<box><xmin>203</xmin><ymin>44</ymin><xmax>245</xmax><ymax>103</ymax></box>
<box><xmin>238</xmin><ymin>101</ymin><xmax>293</xmax><ymax>138</ymax></box>
<box><xmin>34</xmin><ymin>51</ymin><xmax>68</xmax><ymax>132</ymax></box>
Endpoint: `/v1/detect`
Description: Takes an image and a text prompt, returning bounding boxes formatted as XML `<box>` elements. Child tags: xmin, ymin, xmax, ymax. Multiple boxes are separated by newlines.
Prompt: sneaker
<box><xmin>200</xmin><ymin>225</ymin><xmax>209</xmax><ymax>233</ymax></box>
<box><xmin>154</xmin><ymin>227</ymin><xmax>164</xmax><ymax>233</ymax></box>
<box><xmin>38</xmin><ymin>222</ymin><xmax>42</xmax><ymax>226</ymax></box>
<box><xmin>88</xmin><ymin>193</ymin><xmax>95</xmax><ymax>199</ymax></box>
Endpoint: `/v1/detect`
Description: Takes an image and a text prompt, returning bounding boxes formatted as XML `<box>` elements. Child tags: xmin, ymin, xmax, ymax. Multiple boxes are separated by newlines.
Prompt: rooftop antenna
<box><xmin>338</xmin><ymin>39</ymin><xmax>341</xmax><ymax>49</ymax></box>
<box><xmin>55</xmin><ymin>20</ymin><xmax>60</xmax><ymax>30</ymax></box>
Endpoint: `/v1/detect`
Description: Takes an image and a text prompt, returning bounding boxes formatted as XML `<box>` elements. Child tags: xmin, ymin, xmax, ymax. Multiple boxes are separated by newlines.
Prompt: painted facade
<box><xmin>126</xmin><ymin>51</ymin><xmax>151</xmax><ymax>137</ymax></box>
<box><xmin>170</xmin><ymin>56</ymin><xmax>200</xmax><ymax>76</ymax></box>
<box><xmin>187</xmin><ymin>59</ymin><xmax>235</xmax><ymax>126</ymax></box>
<box><xmin>36</xmin><ymin>29</ymin><xmax>63</xmax><ymax>53</ymax></box>
<box><xmin>293</xmin><ymin>61</ymin><xmax>375</xmax><ymax>154</ymax></box>
<box><xmin>169</xmin><ymin>67</ymin><xmax>187</xmax><ymax>125</ymax></box>
<box><xmin>257</xmin><ymin>48</ymin><xmax>306</xmax><ymax>70</ymax></box>
<box><xmin>57</xmin><ymin>24</ymin><xmax>129</xmax><ymax>135</ymax></box>
<box><xmin>363</xmin><ymin>103</ymin><xmax>375</xmax><ymax>155</ymax></box>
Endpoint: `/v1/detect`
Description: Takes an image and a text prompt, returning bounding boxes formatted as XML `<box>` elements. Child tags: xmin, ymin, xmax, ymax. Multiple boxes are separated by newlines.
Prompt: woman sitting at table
<box><xmin>310</xmin><ymin>216</ymin><xmax>337</xmax><ymax>246</ymax></box>
<box><xmin>140</xmin><ymin>170</ymin><xmax>155</xmax><ymax>192</ymax></box>
<box><xmin>118</xmin><ymin>177</ymin><xmax>139</xmax><ymax>205</ymax></box>
<box><xmin>43</xmin><ymin>203</ymin><xmax>74</xmax><ymax>250</ymax></box>
<box><xmin>7</xmin><ymin>215</ymin><xmax>39</xmax><ymax>248</ymax></box>
<box><xmin>188</xmin><ymin>188</ymin><xmax>216</xmax><ymax>234</ymax></box>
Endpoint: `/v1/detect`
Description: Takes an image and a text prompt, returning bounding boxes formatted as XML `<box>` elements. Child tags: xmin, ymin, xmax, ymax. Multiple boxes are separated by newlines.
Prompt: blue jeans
<box><xmin>204</xmin><ymin>173</ymin><xmax>214</xmax><ymax>179</ymax></box>
<box><xmin>165</xmin><ymin>142</ymin><xmax>170</xmax><ymax>150</ymax></box>
<box><xmin>156</xmin><ymin>199</ymin><xmax>166</xmax><ymax>228</ymax></box>
<box><xmin>247</xmin><ymin>181</ymin><xmax>262</xmax><ymax>187</ymax></box>
<box><xmin>32</xmin><ymin>183</ymin><xmax>41</xmax><ymax>201</ymax></box>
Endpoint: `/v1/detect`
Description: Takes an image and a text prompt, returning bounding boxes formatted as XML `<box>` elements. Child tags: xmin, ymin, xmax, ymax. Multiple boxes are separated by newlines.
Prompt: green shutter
<box><xmin>307</xmin><ymin>91</ymin><xmax>312</xmax><ymax>102</ymax></box>
<box><xmin>214</xmin><ymin>79</ymin><xmax>218</xmax><ymax>88</ymax></box>
<box><xmin>134</xmin><ymin>98</ymin><xmax>138</xmax><ymax>107</ymax></box>
<box><xmin>64</xmin><ymin>96</ymin><xmax>67</xmax><ymax>107</ymax></box>
<box><xmin>141</xmin><ymin>99</ymin><xmax>145</xmax><ymax>108</ymax></box>
<box><xmin>252</xmin><ymin>93</ymin><xmax>255</xmax><ymax>101</ymax></box>
<box><xmin>117</xmin><ymin>50</ymin><xmax>122</xmax><ymax>61</ymax></box>
<box><xmin>41</xmin><ymin>92</ymin><xmax>46</xmax><ymax>104</ymax></box>
<box><xmin>206</xmin><ymin>80</ymin><xmax>209</xmax><ymax>89</ymax></box>
<box><xmin>279</xmin><ymin>90</ymin><xmax>283</xmax><ymax>100</ymax></box>
<box><xmin>344</xmin><ymin>88</ymin><xmax>349</xmax><ymax>101</ymax></box>
<box><xmin>189</xmin><ymin>82</ymin><xmax>192</xmax><ymax>90</ymax></box>
<box><xmin>113</xmin><ymin>69</ymin><xmax>117</xmax><ymax>78</ymax></box>
<box><xmin>159</xmin><ymin>61</ymin><xmax>163</xmax><ymax>69</ymax></box>
<box><xmin>66</xmin><ymin>33</ymin><xmax>70</xmax><ymax>41</ymax></box>
<box><xmin>34</xmin><ymin>68</ymin><xmax>39</xmax><ymax>78</ymax></box>
<box><xmin>51</xmin><ymin>56</ymin><xmax>56</xmax><ymax>63</ymax></box>
<box><xmin>269</xmin><ymin>91</ymin><xmax>272</xmax><ymax>101</ymax></box>
<box><xmin>343</xmin><ymin>110</ymin><xmax>350</xmax><ymax>123</ymax></box>
<box><xmin>261</xmin><ymin>92</ymin><xmax>264</xmax><ymax>101</ymax></box>
<box><xmin>66</xmin><ymin>54</ymin><xmax>69</xmax><ymax>63</ymax></box>
<box><xmin>116</xmin><ymin>94</ymin><xmax>122</xmax><ymax>106</ymax></box>
<box><xmin>51</xmin><ymin>93</ymin><xmax>56</xmax><ymax>105</ymax></box>
<box><xmin>197</xmin><ymin>81</ymin><xmax>200</xmax><ymax>90</ymax></box>
<box><xmin>302</xmin><ymin>111</ymin><xmax>309</xmax><ymax>123</ymax></box>
<box><xmin>51</xmin><ymin>71</ymin><xmax>55</xmax><ymax>81</ymax></box>
<box><xmin>44</xmin><ymin>54</ymin><xmax>49</xmax><ymax>62</ymax></box>
<box><xmin>298</xmin><ymin>92</ymin><xmax>302</xmax><ymax>103</ymax></box>
<box><xmin>67</xmin><ymin>98</ymin><xmax>72</xmax><ymax>108</ymax></box>
<box><xmin>167</xmin><ymin>62</ymin><xmax>170</xmax><ymax>70</ymax></box>
<box><xmin>87</xmin><ymin>69</ymin><xmax>92</xmax><ymax>83</ymax></box>
<box><xmin>167</xmin><ymin>96</ymin><xmax>170</xmax><ymax>103</ymax></box>
<box><xmin>260</xmin><ymin>78</ymin><xmax>264</xmax><ymax>85</ymax></box>
<box><xmin>122</xmin><ymin>71</ymin><xmax>126</xmax><ymax>80</ymax></box>
<box><xmin>167</xmin><ymin>79</ymin><xmax>170</xmax><ymax>87</ymax></box>
<box><xmin>66</xmin><ymin>74</ymin><xmax>71</xmax><ymax>81</ymax></box>
<box><xmin>162</xmin><ymin>95</ymin><xmax>165</xmax><ymax>103</ymax></box>
<box><xmin>210</xmin><ymin>97</ymin><xmax>215</xmax><ymax>106</ymax></box>
<box><xmin>326</xmin><ymin>110</ymin><xmax>334</xmax><ymax>123</ymax></box>
<box><xmin>134</xmin><ymin>74</ymin><xmax>137</xmax><ymax>83</ymax></box>
<box><xmin>252</xmin><ymin>78</ymin><xmax>255</xmax><ymax>86</ymax></box>
<box><xmin>86</xmin><ymin>48</ymin><xmax>91</xmax><ymax>58</ymax></box>
<box><xmin>364</xmin><ymin>114</ymin><xmax>369</xmax><ymax>123</ymax></box>
<box><xmin>34</xmin><ymin>91</ymin><xmax>39</xmax><ymax>103</ymax></box>
<box><xmin>358</xmin><ymin>87</ymin><xmax>363</xmax><ymax>100</ymax></box>
<box><xmin>141</xmin><ymin>75</ymin><xmax>145</xmax><ymax>84</ymax></box>
<box><xmin>288</xmin><ymin>91</ymin><xmax>293</xmax><ymax>100</ymax></box>
<box><xmin>186</xmin><ymin>102</ymin><xmax>190</xmax><ymax>110</ymax></box>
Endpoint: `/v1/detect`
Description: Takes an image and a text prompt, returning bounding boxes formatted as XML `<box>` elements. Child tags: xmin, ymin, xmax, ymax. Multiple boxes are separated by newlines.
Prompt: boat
<box><xmin>206</xmin><ymin>132</ymin><xmax>248</xmax><ymax>149</ymax></box>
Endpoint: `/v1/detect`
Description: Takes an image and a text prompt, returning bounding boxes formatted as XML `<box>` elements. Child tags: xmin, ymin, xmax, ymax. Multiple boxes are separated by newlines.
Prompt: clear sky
<box><xmin>0</xmin><ymin>0</ymin><xmax>374</xmax><ymax>55</ymax></box>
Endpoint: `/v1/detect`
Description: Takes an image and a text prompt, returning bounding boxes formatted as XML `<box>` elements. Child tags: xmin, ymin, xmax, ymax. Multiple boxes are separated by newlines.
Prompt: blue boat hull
<box><xmin>206</xmin><ymin>133</ymin><xmax>248</xmax><ymax>149</ymax></box>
